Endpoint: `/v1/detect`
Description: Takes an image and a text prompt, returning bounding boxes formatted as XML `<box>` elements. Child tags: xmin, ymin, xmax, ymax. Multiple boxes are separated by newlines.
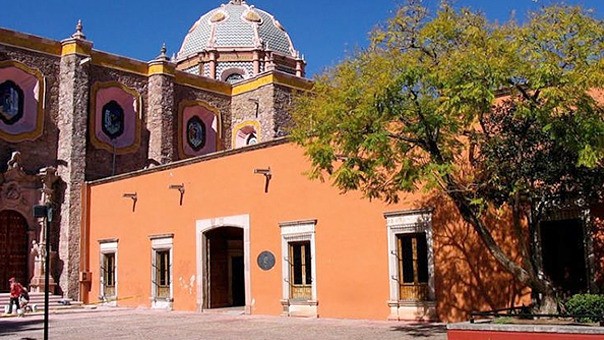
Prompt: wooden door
<box><xmin>0</xmin><ymin>210</ymin><xmax>28</xmax><ymax>292</ymax></box>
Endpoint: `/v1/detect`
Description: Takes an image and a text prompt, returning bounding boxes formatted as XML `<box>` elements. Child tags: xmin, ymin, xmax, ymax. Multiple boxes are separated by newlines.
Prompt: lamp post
<box><xmin>33</xmin><ymin>203</ymin><xmax>52</xmax><ymax>340</ymax></box>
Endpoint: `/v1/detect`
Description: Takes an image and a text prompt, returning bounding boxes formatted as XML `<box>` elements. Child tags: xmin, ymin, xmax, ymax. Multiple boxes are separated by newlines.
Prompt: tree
<box><xmin>291</xmin><ymin>1</ymin><xmax>604</xmax><ymax>312</ymax></box>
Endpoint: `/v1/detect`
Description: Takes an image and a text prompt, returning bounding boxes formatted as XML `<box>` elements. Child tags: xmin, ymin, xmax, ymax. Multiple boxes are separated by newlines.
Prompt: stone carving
<box><xmin>7</xmin><ymin>151</ymin><xmax>22</xmax><ymax>169</ymax></box>
<box><xmin>38</xmin><ymin>166</ymin><xmax>59</xmax><ymax>205</ymax></box>
<box><xmin>1</xmin><ymin>181</ymin><xmax>21</xmax><ymax>202</ymax></box>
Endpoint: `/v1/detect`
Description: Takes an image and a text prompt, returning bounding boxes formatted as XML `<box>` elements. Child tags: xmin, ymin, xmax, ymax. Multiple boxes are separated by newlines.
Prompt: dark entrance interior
<box><xmin>540</xmin><ymin>218</ymin><xmax>587</xmax><ymax>295</ymax></box>
<box><xmin>0</xmin><ymin>210</ymin><xmax>29</xmax><ymax>292</ymax></box>
<box><xmin>204</xmin><ymin>227</ymin><xmax>245</xmax><ymax>308</ymax></box>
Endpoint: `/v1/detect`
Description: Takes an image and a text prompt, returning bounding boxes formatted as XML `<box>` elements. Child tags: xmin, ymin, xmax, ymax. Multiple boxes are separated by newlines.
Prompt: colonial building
<box><xmin>1</xmin><ymin>0</ymin><xmax>602</xmax><ymax>322</ymax></box>
<box><xmin>0</xmin><ymin>0</ymin><xmax>309</xmax><ymax>300</ymax></box>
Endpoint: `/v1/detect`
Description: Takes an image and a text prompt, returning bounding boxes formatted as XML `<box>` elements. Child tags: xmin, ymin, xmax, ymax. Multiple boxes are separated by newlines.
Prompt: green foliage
<box><xmin>565</xmin><ymin>294</ymin><xmax>604</xmax><ymax>323</ymax></box>
<box><xmin>291</xmin><ymin>1</ymin><xmax>604</xmax><ymax>205</ymax></box>
<box><xmin>290</xmin><ymin>0</ymin><xmax>604</xmax><ymax>300</ymax></box>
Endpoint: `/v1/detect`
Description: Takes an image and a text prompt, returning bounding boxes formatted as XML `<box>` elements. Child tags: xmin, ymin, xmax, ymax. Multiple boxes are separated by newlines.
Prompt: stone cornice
<box><xmin>0</xmin><ymin>27</ymin><xmax>62</xmax><ymax>56</ymax></box>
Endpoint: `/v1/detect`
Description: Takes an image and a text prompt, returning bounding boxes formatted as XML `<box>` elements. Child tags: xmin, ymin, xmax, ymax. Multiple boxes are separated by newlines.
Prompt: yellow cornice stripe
<box><xmin>230</xmin><ymin>72</ymin><xmax>314</xmax><ymax>96</ymax></box>
<box><xmin>91</xmin><ymin>51</ymin><xmax>148</xmax><ymax>76</ymax></box>
<box><xmin>0</xmin><ymin>28</ymin><xmax>61</xmax><ymax>56</ymax></box>
<box><xmin>174</xmin><ymin>72</ymin><xmax>232</xmax><ymax>96</ymax></box>
<box><xmin>231</xmin><ymin>74</ymin><xmax>274</xmax><ymax>96</ymax></box>
<box><xmin>273</xmin><ymin>73</ymin><xmax>314</xmax><ymax>91</ymax></box>
<box><xmin>61</xmin><ymin>40</ymin><xmax>92</xmax><ymax>56</ymax></box>
<box><xmin>148</xmin><ymin>63</ymin><xmax>175</xmax><ymax>77</ymax></box>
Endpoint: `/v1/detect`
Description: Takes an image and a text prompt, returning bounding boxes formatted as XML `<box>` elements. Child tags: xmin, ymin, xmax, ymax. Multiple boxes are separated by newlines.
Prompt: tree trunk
<box><xmin>444</xmin><ymin>175</ymin><xmax>559</xmax><ymax>312</ymax></box>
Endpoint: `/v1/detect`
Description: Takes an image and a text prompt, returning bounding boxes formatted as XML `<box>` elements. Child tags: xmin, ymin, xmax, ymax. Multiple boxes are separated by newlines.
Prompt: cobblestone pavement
<box><xmin>0</xmin><ymin>308</ymin><xmax>446</xmax><ymax>340</ymax></box>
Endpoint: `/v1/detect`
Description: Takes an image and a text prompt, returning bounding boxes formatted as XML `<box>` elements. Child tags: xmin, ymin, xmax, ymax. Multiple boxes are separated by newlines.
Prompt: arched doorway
<box><xmin>0</xmin><ymin>210</ymin><xmax>29</xmax><ymax>292</ymax></box>
<box><xmin>203</xmin><ymin>226</ymin><xmax>245</xmax><ymax>309</ymax></box>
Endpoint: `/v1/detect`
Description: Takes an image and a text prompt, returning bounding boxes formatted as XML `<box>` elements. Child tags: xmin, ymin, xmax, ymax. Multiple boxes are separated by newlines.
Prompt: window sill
<box><xmin>388</xmin><ymin>300</ymin><xmax>436</xmax><ymax>321</ymax></box>
<box><xmin>280</xmin><ymin>299</ymin><xmax>318</xmax><ymax>317</ymax></box>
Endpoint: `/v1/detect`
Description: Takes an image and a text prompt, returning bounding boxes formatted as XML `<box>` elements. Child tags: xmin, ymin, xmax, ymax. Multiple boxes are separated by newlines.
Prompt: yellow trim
<box><xmin>91</xmin><ymin>51</ymin><xmax>148</xmax><ymax>76</ymax></box>
<box><xmin>148</xmin><ymin>63</ymin><xmax>175</xmax><ymax>77</ymax></box>
<box><xmin>0</xmin><ymin>61</ymin><xmax>45</xmax><ymax>142</ymax></box>
<box><xmin>89</xmin><ymin>81</ymin><xmax>143</xmax><ymax>154</ymax></box>
<box><xmin>0</xmin><ymin>28</ymin><xmax>62</xmax><ymax>56</ymax></box>
<box><xmin>231</xmin><ymin>120</ymin><xmax>261</xmax><ymax>148</ymax></box>
<box><xmin>273</xmin><ymin>72</ymin><xmax>314</xmax><ymax>92</ymax></box>
<box><xmin>61</xmin><ymin>40</ymin><xmax>92</xmax><ymax>56</ymax></box>
<box><xmin>230</xmin><ymin>72</ymin><xmax>313</xmax><ymax>96</ymax></box>
<box><xmin>231</xmin><ymin>74</ymin><xmax>274</xmax><ymax>96</ymax></box>
<box><xmin>177</xmin><ymin>100</ymin><xmax>223</xmax><ymax>159</ymax></box>
<box><xmin>174</xmin><ymin>71</ymin><xmax>232</xmax><ymax>96</ymax></box>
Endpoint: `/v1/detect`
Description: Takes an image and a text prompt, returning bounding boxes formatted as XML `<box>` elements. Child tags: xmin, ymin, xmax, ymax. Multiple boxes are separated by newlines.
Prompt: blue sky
<box><xmin>1</xmin><ymin>0</ymin><xmax>603</xmax><ymax>76</ymax></box>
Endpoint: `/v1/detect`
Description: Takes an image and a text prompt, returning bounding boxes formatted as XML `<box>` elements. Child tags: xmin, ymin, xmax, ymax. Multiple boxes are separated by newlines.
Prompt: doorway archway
<box><xmin>203</xmin><ymin>227</ymin><xmax>244</xmax><ymax>308</ymax></box>
<box><xmin>0</xmin><ymin>210</ymin><xmax>29</xmax><ymax>292</ymax></box>
<box><xmin>196</xmin><ymin>214</ymin><xmax>251</xmax><ymax>313</ymax></box>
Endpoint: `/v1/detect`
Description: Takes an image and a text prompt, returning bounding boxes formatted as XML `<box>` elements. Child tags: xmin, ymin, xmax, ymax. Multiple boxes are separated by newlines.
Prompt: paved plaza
<box><xmin>0</xmin><ymin>308</ymin><xmax>446</xmax><ymax>340</ymax></box>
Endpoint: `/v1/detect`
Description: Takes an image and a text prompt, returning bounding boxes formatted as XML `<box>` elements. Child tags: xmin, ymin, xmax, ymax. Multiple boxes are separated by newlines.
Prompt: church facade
<box><xmin>0</xmin><ymin>0</ymin><xmax>309</xmax><ymax>300</ymax></box>
<box><xmin>1</xmin><ymin>0</ymin><xmax>602</xmax><ymax>322</ymax></box>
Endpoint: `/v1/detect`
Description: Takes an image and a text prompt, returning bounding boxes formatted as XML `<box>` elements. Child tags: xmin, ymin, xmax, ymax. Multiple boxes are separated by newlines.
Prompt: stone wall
<box><xmin>273</xmin><ymin>85</ymin><xmax>295</xmax><ymax>137</ymax></box>
<box><xmin>231</xmin><ymin>85</ymin><xmax>275</xmax><ymax>145</ymax></box>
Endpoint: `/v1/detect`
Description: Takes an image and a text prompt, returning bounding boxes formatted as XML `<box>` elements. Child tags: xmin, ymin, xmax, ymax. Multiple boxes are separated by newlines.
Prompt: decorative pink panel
<box><xmin>0</xmin><ymin>66</ymin><xmax>41</xmax><ymax>136</ymax></box>
<box><xmin>182</xmin><ymin>105</ymin><xmax>218</xmax><ymax>157</ymax></box>
<box><xmin>94</xmin><ymin>86</ymin><xmax>138</xmax><ymax>149</ymax></box>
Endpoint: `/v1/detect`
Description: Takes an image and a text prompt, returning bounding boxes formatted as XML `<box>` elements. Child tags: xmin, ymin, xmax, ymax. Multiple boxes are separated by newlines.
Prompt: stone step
<box><xmin>0</xmin><ymin>292</ymin><xmax>83</xmax><ymax>312</ymax></box>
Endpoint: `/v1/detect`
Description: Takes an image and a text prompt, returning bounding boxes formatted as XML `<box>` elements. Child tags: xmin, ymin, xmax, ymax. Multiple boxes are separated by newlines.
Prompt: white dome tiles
<box><xmin>177</xmin><ymin>1</ymin><xmax>297</xmax><ymax>60</ymax></box>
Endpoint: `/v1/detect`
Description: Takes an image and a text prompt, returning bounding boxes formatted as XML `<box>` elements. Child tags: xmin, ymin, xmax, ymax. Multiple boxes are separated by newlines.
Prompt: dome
<box><xmin>177</xmin><ymin>0</ymin><xmax>297</xmax><ymax>60</ymax></box>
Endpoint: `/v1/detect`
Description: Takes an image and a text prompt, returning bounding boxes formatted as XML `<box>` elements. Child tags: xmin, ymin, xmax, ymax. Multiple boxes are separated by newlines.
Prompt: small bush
<box><xmin>493</xmin><ymin>316</ymin><xmax>514</xmax><ymax>324</ymax></box>
<box><xmin>564</xmin><ymin>294</ymin><xmax>604</xmax><ymax>323</ymax></box>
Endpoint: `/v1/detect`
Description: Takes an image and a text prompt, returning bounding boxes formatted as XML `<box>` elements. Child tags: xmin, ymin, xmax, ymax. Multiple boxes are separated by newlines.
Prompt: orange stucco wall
<box><xmin>84</xmin><ymin>141</ymin><xmax>527</xmax><ymax>322</ymax></box>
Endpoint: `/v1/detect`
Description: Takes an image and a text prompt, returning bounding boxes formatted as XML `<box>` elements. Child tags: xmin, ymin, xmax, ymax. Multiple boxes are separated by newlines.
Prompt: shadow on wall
<box><xmin>592</xmin><ymin>206</ymin><xmax>604</xmax><ymax>292</ymax></box>
<box><xmin>418</xmin><ymin>192</ymin><xmax>528</xmax><ymax>322</ymax></box>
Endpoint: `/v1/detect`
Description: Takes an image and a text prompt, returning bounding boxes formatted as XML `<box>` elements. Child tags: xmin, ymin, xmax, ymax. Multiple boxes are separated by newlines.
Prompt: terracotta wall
<box><xmin>84</xmin><ymin>141</ymin><xmax>530</xmax><ymax>321</ymax></box>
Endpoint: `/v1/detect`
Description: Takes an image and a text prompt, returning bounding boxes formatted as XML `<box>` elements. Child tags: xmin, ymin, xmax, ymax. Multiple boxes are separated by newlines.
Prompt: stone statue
<box><xmin>7</xmin><ymin>151</ymin><xmax>22</xmax><ymax>169</ymax></box>
<box><xmin>31</xmin><ymin>240</ymin><xmax>40</xmax><ymax>261</ymax></box>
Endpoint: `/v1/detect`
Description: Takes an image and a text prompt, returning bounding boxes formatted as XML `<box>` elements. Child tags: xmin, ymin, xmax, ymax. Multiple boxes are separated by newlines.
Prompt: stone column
<box><xmin>252</xmin><ymin>50</ymin><xmax>260</xmax><ymax>76</ymax></box>
<box><xmin>56</xmin><ymin>21</ymin><xmax>92</xmax><ymax>299</ymax></box>
<box><xmin>29</xmin><ymin>167</ymin><xmax>59</xmax><ymax>294</ymax></box>
<box><xmin>147</xmin><ymin>46</ymin><xmax>176</xmax><ymax>164</ymax></box>
<box><xmin>209</xmin><ymin>51</ymin><xmax>217</xmax><ymax>79</ymax></box>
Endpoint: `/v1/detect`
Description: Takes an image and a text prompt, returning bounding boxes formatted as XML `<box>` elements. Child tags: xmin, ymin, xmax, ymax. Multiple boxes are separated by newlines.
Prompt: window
<box><xmin>385</xmin><ymin>210</ymin><xmax>435</xmax><ymax>320</ymax></box>
<box><xmin>233</xmin><ymin>124</ymin><xmax>260</xmax><ymax>148</ymax></box>
<box><xmin>101</xmin><ymin>100</ymin><xmax>125</xmax><ymax>139</ymax></box>
<box><xmin>99</xmin><ymin>239</ymin><xmax>118</xmax><ymax>305</ymax></box>
<box><xmin>280</xmin><ymin>220</ymin><xmax>318</xmax><ymax>317</ymax></box>
<box><xmin>0</xmin><ymin>80</ymin><xmax>24</xmax><ymax>125</ymax></box>
<box><xmin>289</xmin><ymin>241</ymin><xmax>312</xmax><ymax>300</ymax></box>
<box><xmin>246</xmin><ymin>132</ymin><xmax>257</xmax><ymax>145</ymax></box>
<box><xmin>225</xmin><ymin>73</ymin><xmax>244</xmax><ymax>84</ymax></box>
<box><xmin>154</xmin><ymin>250</ymin><xmax>171</xmax><ymax>299</ymax></box>
<box><xmin>102</xmin><ymin>253</ymin><xmax>116</xmax><ymax>297</ymax></box>
<box><xmin>150</xmin><ymin>234</ymin><xmax>174</xmax><ymax>309</ymax></box>
<box><xmin>396</xmin><ymin>233</ymin><xmax>429</xmax><ymax>301</ymax></box>
<box><xmin>186</xmin><ymin>116</ymin><xmax>206</xmax><ymax>151</ymax></box>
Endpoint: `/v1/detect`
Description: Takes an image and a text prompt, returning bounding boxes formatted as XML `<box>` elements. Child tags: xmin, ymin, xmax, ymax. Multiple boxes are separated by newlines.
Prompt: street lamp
<box><xmin>33</xmin><ymin>203</ymin><xmax>52</xmax><ymax>340</ymax></box>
